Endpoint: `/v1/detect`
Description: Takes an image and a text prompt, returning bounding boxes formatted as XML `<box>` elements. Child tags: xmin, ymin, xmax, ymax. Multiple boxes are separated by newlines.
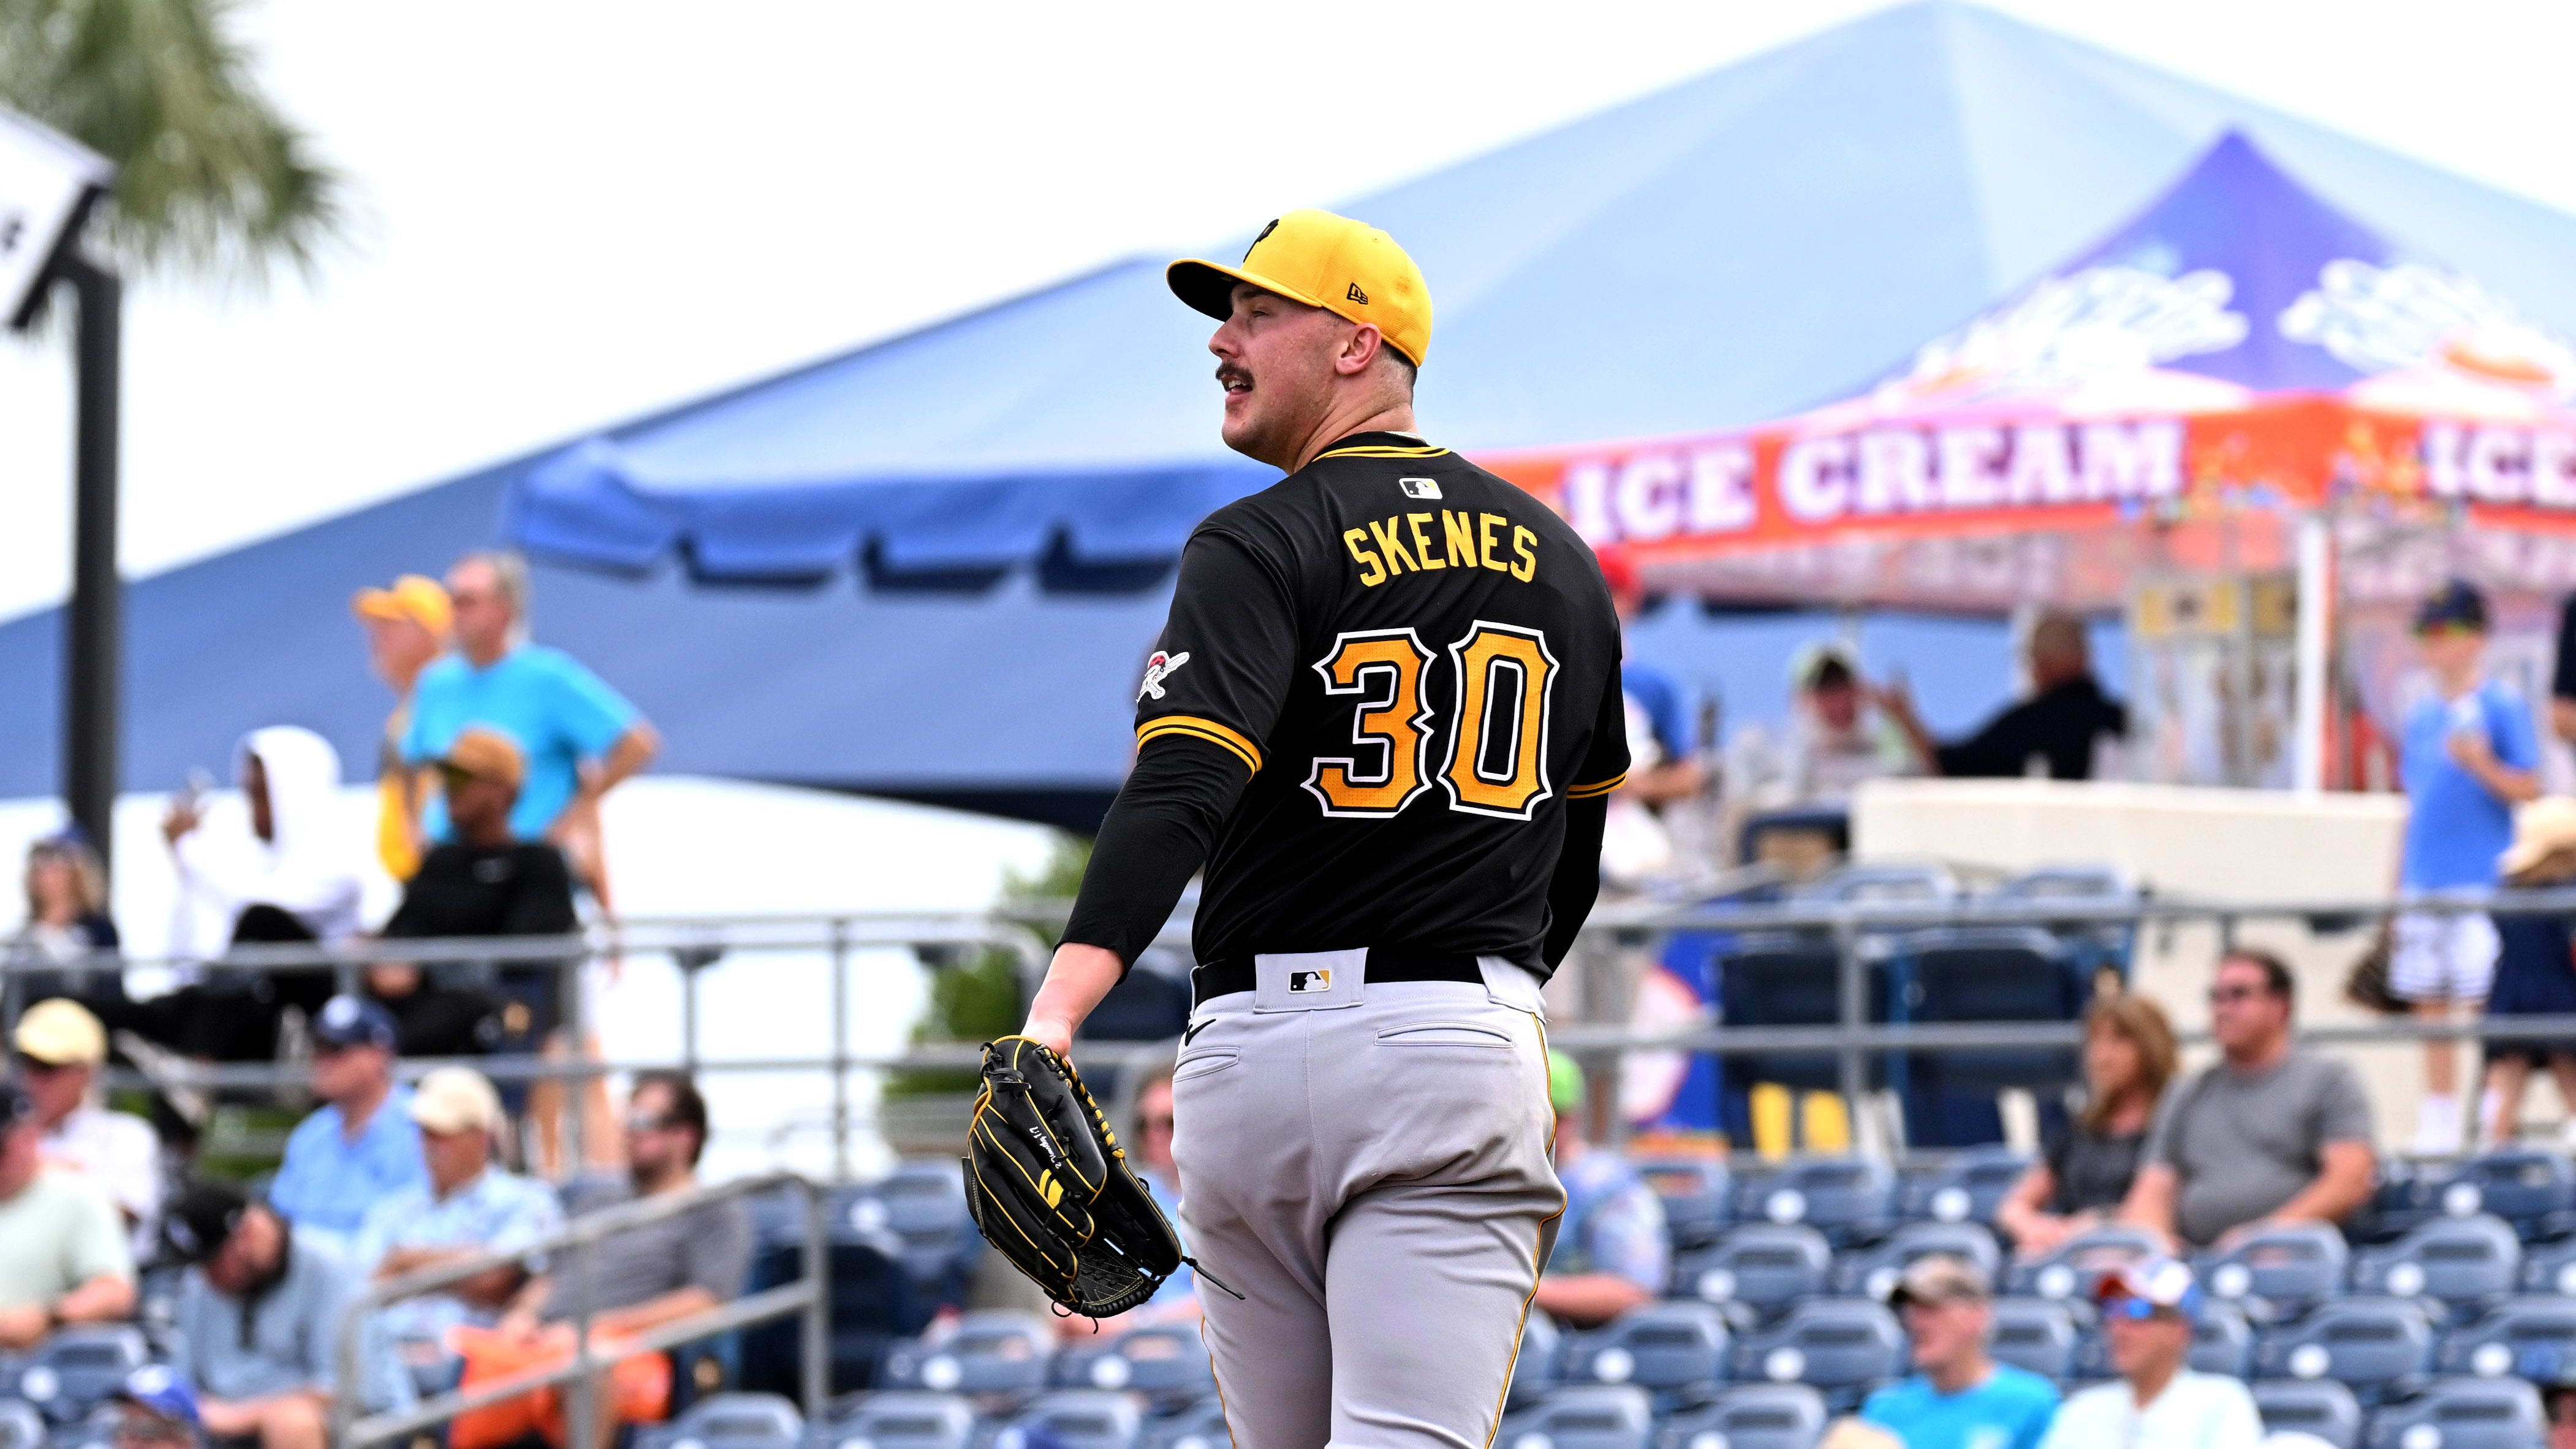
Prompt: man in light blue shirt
<box><xmin>266</xmin><ymin>997</ymin><xmax>426</xmax><ymax>1255</ymax></box>
<box><xmin>2393</xmin><ymin>580</ymin><xmax>2541</xmax><ymax>1154</ymax></box>
<box><xmin>403</xmin><ymin>552</ymin><xmax>657</xmax><ymax>849</ymax></box>
<box><xmin>1863</xmin><ymin>1255</ymin><xmax>2059</xmax><ymax>1449</ymax></box>
<box><xmin>354</xmin><ymin>1067</ymin><xmax>564</xmax><ymax>1385</ymax></box>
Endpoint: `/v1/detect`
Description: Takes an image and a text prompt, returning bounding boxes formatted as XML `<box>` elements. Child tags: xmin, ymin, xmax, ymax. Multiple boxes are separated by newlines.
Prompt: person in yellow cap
<box><xmin>14</xmin><ymin>997</ymin><xmax>161</xmax><ymax>1255</ymax></box>
<box><xmin>352</xmin><ymin>574</ymin><xmax>454</xmax><ymax>879</ymax></box>
<box><xmin>1015</xmin><ymin>210</ymin><xmax>1632</xmax><ymax>1449</ymax></box>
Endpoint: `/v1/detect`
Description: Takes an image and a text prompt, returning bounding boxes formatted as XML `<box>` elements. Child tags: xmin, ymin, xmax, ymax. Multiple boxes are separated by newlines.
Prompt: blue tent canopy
<box><xmin>9</xmin><ymin>1</ymin><xmax>2576</xmax><ymax>823</ymax></box>
<box><xmin>509</xmin><ymin>2</ymin><xmax>2576</xmax><ymax>582</ymax></box>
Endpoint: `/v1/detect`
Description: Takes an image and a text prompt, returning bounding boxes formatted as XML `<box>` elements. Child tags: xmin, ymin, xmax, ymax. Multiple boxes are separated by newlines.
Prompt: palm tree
<box><xmin>0</xmin><ymin>0</ymin><xmax>346</xmax><ymax>280</ymax></box>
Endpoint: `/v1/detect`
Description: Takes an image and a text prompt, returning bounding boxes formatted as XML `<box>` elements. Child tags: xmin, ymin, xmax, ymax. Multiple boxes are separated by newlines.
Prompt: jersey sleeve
<box><xmin>1569</xmin><ymin>661</ymin><xmax>1633</xmax><ymax>799</ymax></box>
<box><xmin>1131</xmin><ymin>527</ymin><xmax>1298</xmax><ymax>773</ymax></box>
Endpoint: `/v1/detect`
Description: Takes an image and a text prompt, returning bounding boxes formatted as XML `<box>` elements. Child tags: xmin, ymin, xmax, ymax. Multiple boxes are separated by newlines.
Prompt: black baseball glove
<box><xmin>962</xmin><ymin>1036</ymin><xmax>1198</xmax><ymax>1318</ymax></box>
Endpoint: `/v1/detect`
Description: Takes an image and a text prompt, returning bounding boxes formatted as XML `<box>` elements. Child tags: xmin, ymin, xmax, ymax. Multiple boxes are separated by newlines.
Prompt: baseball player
<box><xmin>1020</xmin><ymin>208</ymin><xmax>1628</xmax><ymax>1448</ymax></box>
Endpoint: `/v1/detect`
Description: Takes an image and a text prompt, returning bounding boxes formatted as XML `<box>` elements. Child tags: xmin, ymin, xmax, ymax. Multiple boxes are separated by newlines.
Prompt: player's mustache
<box><xmin>1215</xmin><ymin>363</ymin><xmax>1253</xmax><ymax>391</ymax></box>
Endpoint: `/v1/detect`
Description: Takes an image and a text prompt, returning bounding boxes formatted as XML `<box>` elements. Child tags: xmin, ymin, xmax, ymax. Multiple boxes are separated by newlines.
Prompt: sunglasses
<box><xmin>625</xmin><ymin>1114</ymin><xmax>675</xmax><ymax>1135</ymax></box>
<box><xmin>2103</xmin><ymin>1296</ymin><xmax>2180</xmax><ymax>1323</ymax></box>
<box><xmin>2207</xmin><ymin>985</ymin><xmax>2270</xmax><ymax>1005</ymax></box>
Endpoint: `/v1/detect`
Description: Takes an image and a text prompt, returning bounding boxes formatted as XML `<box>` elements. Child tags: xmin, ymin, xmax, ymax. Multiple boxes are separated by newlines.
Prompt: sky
<box><xmin>5</xmin><ymin>0</ymin><xmax>2576</xmax><ymax>623</ymax></box>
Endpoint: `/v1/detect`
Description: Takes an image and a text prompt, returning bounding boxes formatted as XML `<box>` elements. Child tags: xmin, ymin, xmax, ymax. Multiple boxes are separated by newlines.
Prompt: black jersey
<box><xmin>1108</xmin><ymin>432</ymin><xmax>1628</xmax><ymax>973</ymax></box>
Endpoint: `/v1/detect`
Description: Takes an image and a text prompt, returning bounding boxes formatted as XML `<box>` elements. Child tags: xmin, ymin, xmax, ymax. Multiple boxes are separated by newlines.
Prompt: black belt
<box><xmin>1192</xmin><ymin>946</ymin><xmax>1485</xmax><ymax>1005</ymax></box>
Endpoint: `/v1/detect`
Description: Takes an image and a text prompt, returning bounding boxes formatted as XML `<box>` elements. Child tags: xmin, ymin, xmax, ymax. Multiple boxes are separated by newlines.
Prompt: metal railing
<box><xmin>331</xmin><ymin>1171</ymin><xmax>828</xmax><ymax>1449</ymax></box>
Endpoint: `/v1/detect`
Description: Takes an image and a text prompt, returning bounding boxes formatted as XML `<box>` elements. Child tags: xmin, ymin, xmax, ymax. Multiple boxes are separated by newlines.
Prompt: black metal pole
<box><xmin>62</xmin><ymin>253</ymin><xmax>121</xmax><ymax>873</ymax></box>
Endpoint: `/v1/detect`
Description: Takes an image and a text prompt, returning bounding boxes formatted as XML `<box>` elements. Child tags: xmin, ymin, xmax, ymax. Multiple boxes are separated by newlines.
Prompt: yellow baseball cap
<box><xmin>352</xmin><ymin>574</ymin><xmax>454</xmax><ymax>637</ymax></box>
<box><xmin>15</xmin><ymin>997</ymin><xmax>107</xmax><ymax>1067</ymax></box>
<box><xmin>1168</xmin><ymin>209</ymin><xmax>1432</xmax><ymax>366</ymax></box>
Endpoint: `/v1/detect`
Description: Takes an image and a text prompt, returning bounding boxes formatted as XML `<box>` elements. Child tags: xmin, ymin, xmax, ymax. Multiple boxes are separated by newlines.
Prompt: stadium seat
<box><xmin>632</xmin><ymin>1393</ymin><xmax>803</xmax><ymax>1449</ymax></box>
<box><xmin>1560</xmin><ymin>1302</ymin><xmax>1730</xmax><ymax>1393</ymax></box>
<box><xmin>0</xmin><ymin>1328</ymin><xmax>146</xmax><ymax>1423</ymax></box>
<box><xmin>1894</xmin><ymin>1147</ymin><xmax>2030</xmax><ymax>1227</ymax></box>
<box><xmin>1987</xmin><ymin>1298</ymin><xmax>2081</xmax><ymax>1382</ymax></box>
<box><xmin>841</xmin><ymin>1162</ymin><xmax>982</xmax><ymax>1305</ymax></box>
<box><xmin>1669</xmin><ymin>1224</ymin><xmax>1833</xmax><ymax>1326</ymax></box>
<box><xmin>1496</xmin><ymin>1385</ymin><xmax>1654</xmax><ymax>1449</ymax></box>
<box><xmin>1990</xmin><ymin>865</ymin><xmax>2139</xmax><ymax>985</ymax></box>
<box><xmin>2252</xmin><ymin>1379</ymin><xmax>2364</xmax><ymax>1449</ymax></box>
<box><xmin>1637</xmin><ymin>1158</ymin><xmax>1734</xmax><ymax>1250</ymax></box>
<box><xmin>2249</xmin><ymin>1297</ymin><xmax>2435</xmax><ymax>1405</ymax></box>
<box><xmin>0</xmin><ymin>1402</ymin><xmax>40</xmax><ymax>1449</ymax></box>
<box><xmin>1654</xmin><ymin>1383</ymin><xmax>1828</xmax><ymax>1449</ymax></box>
<box><xmin>1791</xmin><ymin>864</ymin><xmax>1960</xmax><ymax>905</ymax></box>
<box><xmin>2198</xmin><ymin>1220</ymin><xmax>2350</xmax><ymax>1320</ymax></box>
<box><xmin>2520</xmin><ymin>1236</ymin><xmax>2576</xmax><ymax>1296</ymax></box>
<box><xmin>996</xmin><ymin>1391</ymin><xmax>1144</xmax><ymax>1449</ymax></box>
<box><xmin>2433</xmin><ymin>1150</ymin><xmax>2576</xmax><ymax>1241</ymax></box>
<box><xmin>2350</xmin><ymin>1161</ymin><xmax>2443</xmax><ymax>1246</ymax></box>
<box><xmin>2004</xmin><ymin>1222</ymin><xmax>2160</xmax><ymax>1301</ymax></box>
<box><xmin>741</xmin><ymin>1226</ymin><xmax>922</xmax><ymax>1396</ymax></box>
<box><xmin>1050</xmin><ymin>1325</ymin><xmax>1215</xmax><ymax>1405</ymax></box>
<box><xmin>1716</xmin><ymin>935</ymin><xmax>1892</xmax><ymax>1097</ymax></box>
<box><xmin>1894</xmin><ymin>926</ymin><xmax>2086</xmax><ymax>1094</ymax></box>
<box><xmin>879</xmin><ymin>1312</ymin><xmax>1053</xmax><ymax>1397</ymax></box>
<box><xmin>1726</xmin><ymin>1299</ymin><xmax>1906</xmax><ymax>1412</ymax></box>
<box><xmin>1140</xmin><ymin>1400</ymin><xmax>1232</xmax><ymax>1449</ymax></box>
<box><xmin>1509</xmin><ymin>1311</ymin><xmax>1565</xmax><ymax>1409</ymax></box>
<box><xmin>1830</xmin><ymin>1220</ymin><xmax>2000</xmax><ymax>1301</ymax></box>
<box><xmin>810</xmin><ymin>1392</ymin><xmax>975</xmax><ymax>1449</ymax></box>
<box><xmin>1732</xmin><ymin>1157</ymin><xmax>1897</xmax><ymax>1246</ymax></box>
<box><xmin>2434</xmin><ymin>1295</ymin><xmax>2576</xmax><ymax>1384</ymax></box>
<box><xmin>2361</xmin><ymin>1376</ymin><xmax>2547</xmax><ymax>1449</ymax></box>
<box><xmin>2347</xmin><ymin>1213</ymin><xmax>2521</xmax><ymax>1322</ymax></box>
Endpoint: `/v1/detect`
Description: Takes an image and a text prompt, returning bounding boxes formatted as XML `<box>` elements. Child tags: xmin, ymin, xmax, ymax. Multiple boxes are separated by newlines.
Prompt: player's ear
<box><xmin>1335</xmin><ymin>323</ymin><xmax>1385</xmax><ymax>379</ymax></box>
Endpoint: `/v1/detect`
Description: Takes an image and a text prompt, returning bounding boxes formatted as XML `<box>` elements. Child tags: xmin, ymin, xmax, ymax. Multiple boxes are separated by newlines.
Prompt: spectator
<box><xmin>379</xmin><ymin>728</ymin><xmax>574</xmax><ymax>1049</ymax></box>
<box><xmin>8</xmin><ymin>831</ymin><xmax>122</xmax><ymax>1017</ymax></box>
<box><xmin>108</xmin><ymin>1365</ymin><xmax>204</xmax><ymax>1449</ymax></box>
<box><xmin>2483</xmin><ymin>797</ymin><xmax>2576</xmax><ymax>1146</ymax></box>
<box><xmin>404</xmin><ymin>550</ymin><xmax>658</xmax><ymax>904</ymax></box>
<box><xmin>1594</xmin><ymin>548</ymin><xmax>1700</xmax><ymax>884</ymax></box>
<box><xmin>352</xmin><ymin>574</ymin><xmax>454</xmax><ymax>881</ymax></box>
<box><xmin>164</xmin><ymin>1181</ymin><xmax>411</xmax><ymax>1448</ymax></box>
<box><xmin>16</xmin><ymin>998</ymin><xmax>162</xmax><ymax>1254</ymax></box>
<box><xmin>265</xmin><ymin>995</ymin><xmax>427</xmax><ymax>1255</ymax></box>
<box><xmin>1997</xmin><ymin>994</ymin><xmax>2178</xmax><ymax>1258</ymax></box>
<box><xmin>2121</xmin><ymin>949</ymin><xmax>2375</xmax><ymax>1249</ymax></box>
<box><xmin>160</xmin><ymin>727</ymin><xmax>362</xmax><ymax>1062</ymax></box>
<box><xmin>1531</xmin><ymin>1051</ymin><xmax>1669</xmax><ymax>1327</ymax></box>
<box><xmin>2393</xmin><ymin>580</ymin><xmax>2539</xmax><ymax>1154</ymax></box>
<box><xmin>2037</xmin><ymin>1259</ymin><xmax>2260</xmax><ymax>1449</ymax></box>
<box><xmin>502</xmin><ymin>1071</ymin><xmax>749</xmax><ymax>1338</ymax></box>
<box><xmin>1778</xmin><ymin>642</ymin><xmax>1920</xmax><ymax>805</ymax></box>
<box><xmin>1860</xmin><ymin>1255</ymin><xmax>2058</xmax><ymax>1449</ymax></box>
<box><xmin>0</xmin><ymin>1078</ymin><xmax>134</xmax><ymax>1349</ymax></box>
<box><xmin>354</xmin><ymin>1068</ymin><xmax>563</xmax><ymax>1383</ymax></box>
<box><xmin>361</xmin><ymin>959</ymin><xmax>498</xmax><ymax>1059</ymax></box>
<box><xmin>1882</xmin><ymin>610</ymin><xmax>2127</xmax><ymax>781</ymax></box>
<box><xmin>2548</xmin><ymin>1385</ymin><xmax>2576</xmax><ymax>1449</ymax></box>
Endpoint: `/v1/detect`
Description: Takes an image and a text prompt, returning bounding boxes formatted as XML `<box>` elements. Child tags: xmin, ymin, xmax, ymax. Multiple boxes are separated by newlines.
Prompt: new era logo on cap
<box><xmin>1346</xmin><ymin>283</ymin><xmax>1368</xmax><ymax>305</ymax></box>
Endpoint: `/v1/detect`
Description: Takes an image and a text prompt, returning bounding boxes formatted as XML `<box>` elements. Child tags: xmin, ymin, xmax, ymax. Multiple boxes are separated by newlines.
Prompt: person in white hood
<box><xmin>159</xmin><ymin>726</ymin><xmax>364</xmax><ymax>1061</ymax></box>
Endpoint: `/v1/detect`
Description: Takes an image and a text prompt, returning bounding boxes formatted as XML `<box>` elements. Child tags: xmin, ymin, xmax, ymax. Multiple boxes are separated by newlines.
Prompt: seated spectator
<box><xmin>1531</xmin><ymin>1051</ymin><xmax>1669</xmax><ymax>1328</ymax></box>
<box><xmin>17</xmin><ymin>998</ymin><xmax>162</xmax><ymax>1255</ymax></box>
<box><xmin>265</xmin><ymin>996</ymin><xmax>427</xmax><ymax>1255</ymax></box>
<box><xmin>7</xmin><ymin>830</ymin><xmax>123</xmax><ymax>1017</ymax></box>
<box><xmin>1779</xmin><ymin>643</ymin><xmax>1921</xmax><ymax>805</ymax></box>
<box><xmin>361</xmin><ymin>960</ymin><xmax>499</xmax><ymax>1059</ymax></box>
<box><xmin>108</xmin><ymin>1365</ymin><xmax>203</xmax><ymax>1449</ymax></box>
<box><xmin>2483</xmin><ymin>797</ymin><xmax>2576</xmax><ymax>1146</ymax></box>
<box><xmin>0</xmin><ymin>1078</ymin><xmax>135</xmax><ymax>1348</ymax></box>
<box><xmin>354</xmin><ymin>1067</ymin><xmax>563</xmax><ymax>1380</ymax></box>
<box><xmin>2121</xmin><ymin>949</ymin><xmax>2375</xmax><ymax>1250</ymax></box>
<box><xmin>1860</xmin><ymin>1255</ymin><xmax>2058</xmax><ymax>1449</ymax></box>
<box><xmin>502</xmin><ymin>1071</ymin><xmax>749</xmax><ymax>1339</ymax></box>
<box><xmin>1882</xmin><ymin>610</ymin><xmax>2128</xmax><ymax>781</ymax></box>
<box><xmin>380</xmin><ymin>727</ymin><xmax>577</xmax><ymax>1113</ymax></box>
<box><xmin>2037</xmin><ymin>1260</ymin><xmax>2260</xmax><ymax>1449</ymax></box>
<box><xmin>1998</xmin><ymin>994</ymin><xmax>2177</xmax><ymax>1258</ymax></box>
<box><xmin>164</xmin><ymin>1181</ymin><xmax>411</xmax><ymax>1448</ymax></box>
<box><xmin>160</xmin><ymin>728</ymin><xmax>363</xmax><ymax>1062</ymax></box>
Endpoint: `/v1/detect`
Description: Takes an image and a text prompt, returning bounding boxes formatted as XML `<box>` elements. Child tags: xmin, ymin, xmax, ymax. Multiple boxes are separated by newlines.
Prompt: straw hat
<box><xmin>2500</xmin><ymin>797</ymin><xmax>2576</xmax><ymax>883</ymax></box>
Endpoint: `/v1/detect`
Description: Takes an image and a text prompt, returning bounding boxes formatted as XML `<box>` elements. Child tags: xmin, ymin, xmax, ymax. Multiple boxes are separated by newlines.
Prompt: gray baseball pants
<box><xmin>1170</xmin><ymin>950</ymin><xmax>1563</xmax><ymax>1449</ymax></box>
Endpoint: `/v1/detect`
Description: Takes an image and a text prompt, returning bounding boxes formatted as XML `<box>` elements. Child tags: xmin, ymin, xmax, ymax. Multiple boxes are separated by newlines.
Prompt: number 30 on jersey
<box><xmin>1305</xmin><ymin>622</ymin><xmax>1558</xmax><ymax>821</ymax></box>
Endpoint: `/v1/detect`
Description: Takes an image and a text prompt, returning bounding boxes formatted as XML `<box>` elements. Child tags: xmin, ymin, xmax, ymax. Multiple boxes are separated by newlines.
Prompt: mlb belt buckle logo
<box><xmin>1288</xmin><ymin>968</ymin><xmax>1332</xmax><ymax>994</ymax></box>
<box><xmin>1398</xmin><ymin>477</ymin><xmax>1441</xmax><ymax>500</ymax></box>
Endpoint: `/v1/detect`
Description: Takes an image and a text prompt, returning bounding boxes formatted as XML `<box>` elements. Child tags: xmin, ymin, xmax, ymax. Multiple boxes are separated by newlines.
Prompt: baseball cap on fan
<box><xmin>352</xmin><ymin>574</ymin><xmax>453</xmax><ymax>637</ymax></box>
<box><xmin>1168</xmin><ymin>209</ymin><xmax>1433</xmax><ymax>366</ymax></box>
